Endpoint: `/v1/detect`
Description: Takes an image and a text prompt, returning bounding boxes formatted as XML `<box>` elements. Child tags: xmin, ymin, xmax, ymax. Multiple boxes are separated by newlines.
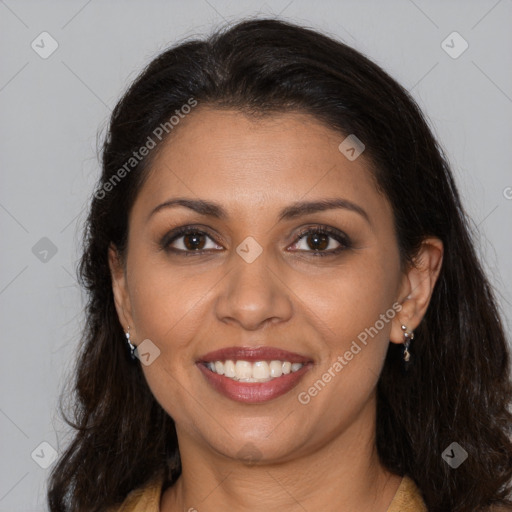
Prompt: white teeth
<box><xmin>269</xmin><ymin>360</ymin><xmax>283</xmax><ymax>378</ymax></box>
<box><xmin>206</xmin><ymin>359</ymin><xmax>305</xmax><ymax>381</ymax></box>
<box><xmin>235</xmin><ymin>360</ymin><xmax>252</xmax><ymax>379</ymax></box>
<box><xmin>291</xmin><ymin>363</ymin><xmax>303</xmax><ymax>372</ymax></box>
<box><xmin>252</xmin><ymin>361</ymin><xmax>270</xmax><ymax>379</ymax></box>
<box><xmin>224</xmin><ymin>359</ymin><xmax>236</xmax><ymax>378</ymax></box>
<box><xmin>214</xmin><ymin>361</ymin><xmax>224</xmax><ymax>375</ymax></box>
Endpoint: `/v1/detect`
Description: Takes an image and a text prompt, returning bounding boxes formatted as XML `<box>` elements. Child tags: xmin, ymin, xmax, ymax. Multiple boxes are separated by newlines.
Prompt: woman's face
<box><xmin>111</xmin><ymin>107</ymin><xmax>412</xmax><ymax>463</ymax></box>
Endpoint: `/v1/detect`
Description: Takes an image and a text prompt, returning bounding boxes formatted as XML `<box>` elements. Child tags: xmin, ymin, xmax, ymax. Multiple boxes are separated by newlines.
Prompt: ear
<box><xmin>390</xmin><ymin>237</ymin><xmax>444</xmax><ymax>344</ymax></box>
<box><xmin>108</xmin><ymin>243</ymin><xmax>135</xmax><ymax>334</ymax></box>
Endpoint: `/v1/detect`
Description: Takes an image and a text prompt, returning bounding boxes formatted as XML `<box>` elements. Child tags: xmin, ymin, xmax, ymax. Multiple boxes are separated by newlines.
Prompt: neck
<box><xmin>161</xmin><ymin>399</ymin><xmax>401</xmax><ymax>512</ymax></box>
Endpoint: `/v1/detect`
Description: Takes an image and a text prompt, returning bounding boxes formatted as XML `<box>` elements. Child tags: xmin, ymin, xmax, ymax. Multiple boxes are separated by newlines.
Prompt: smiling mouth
<box><xmin>203</xmin><ymin>359</ymin><xmax>305</xmax><ymax>383</ymax></box>
<box><xmin>196</xmin><ymin>346</ymin><xmax>313</xmax><ymax>403</ymax></box>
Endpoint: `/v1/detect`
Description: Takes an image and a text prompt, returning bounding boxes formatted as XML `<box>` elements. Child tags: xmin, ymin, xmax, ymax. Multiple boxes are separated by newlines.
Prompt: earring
<box><xmin>125</xmin><ymin>326</ymin><xmax>137</xmax><ymax>360</ymax></box>
<box><xmin>401</xmin><ymin>324</ymin><xmax>414</xmax><ymax>363</ymax></box>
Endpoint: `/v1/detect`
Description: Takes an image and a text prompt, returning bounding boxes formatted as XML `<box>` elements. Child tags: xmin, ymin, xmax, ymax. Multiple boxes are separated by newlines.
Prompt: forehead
<box><xmin>131</xmin><ymin>107</ymin><xmax>390</xmax><ymax>224</ymax></box>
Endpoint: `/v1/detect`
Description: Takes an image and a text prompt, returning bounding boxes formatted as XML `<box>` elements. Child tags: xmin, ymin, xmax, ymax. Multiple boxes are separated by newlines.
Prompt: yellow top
<box><xmin>108</xmin><ymin>474</ymin><xmax>427</xmax><ymax>511</ymax></box>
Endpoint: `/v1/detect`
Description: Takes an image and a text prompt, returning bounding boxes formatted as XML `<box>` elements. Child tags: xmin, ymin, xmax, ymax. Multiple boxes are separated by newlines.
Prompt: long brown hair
<box><xmin>47</xmin><ymin>18</ymin><xmax>512</xmax><ymax>512</ymax></box>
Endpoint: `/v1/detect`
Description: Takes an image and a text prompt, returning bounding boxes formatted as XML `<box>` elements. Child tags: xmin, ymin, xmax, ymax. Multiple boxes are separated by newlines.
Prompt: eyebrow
<box><xmin>148</xmin><ymin>197</ymin><xmax>371</xmax><ymax>225</ymax></box>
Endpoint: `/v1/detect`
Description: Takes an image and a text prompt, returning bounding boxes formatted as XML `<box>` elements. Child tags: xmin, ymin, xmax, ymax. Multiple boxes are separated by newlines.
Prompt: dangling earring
<box><xmin>401</xmin><ymin>324</ymin><xmax>414</xmax><ymax>362</ymax></box>
<box><xmin>125</xmin><ymin>326</ymin><xmax>137</xmax><ymax>360</ymax></box>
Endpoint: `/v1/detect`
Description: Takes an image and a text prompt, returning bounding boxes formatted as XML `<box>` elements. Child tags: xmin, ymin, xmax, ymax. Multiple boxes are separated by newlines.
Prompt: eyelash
<box><xmin>160</xmin><ymin>225</ymin><xmax>352</xmax><ymax>258</ymax></box>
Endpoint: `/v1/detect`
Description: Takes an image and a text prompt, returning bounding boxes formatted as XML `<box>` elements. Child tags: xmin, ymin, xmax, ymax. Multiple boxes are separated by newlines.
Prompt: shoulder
<box><xmin>105</xmin><ymin>475</ymin><xmax>164</xmax><ymax>512</ymax></box>
<box><xmin>387</xmin><ymin>477</ymin><xmax>512</xmax><ymax>512</ymax></box>
<box><xmin>387</xmin><ymin>475</ymin><xmax>427</xmax><ymax>512</ymax></box>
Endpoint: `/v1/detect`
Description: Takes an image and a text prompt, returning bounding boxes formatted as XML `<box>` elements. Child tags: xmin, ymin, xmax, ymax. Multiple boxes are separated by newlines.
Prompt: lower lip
<box><xmin>197</xmin><ymin>363</ymin><xmax>311</xmax><ymax>404</ymax></box>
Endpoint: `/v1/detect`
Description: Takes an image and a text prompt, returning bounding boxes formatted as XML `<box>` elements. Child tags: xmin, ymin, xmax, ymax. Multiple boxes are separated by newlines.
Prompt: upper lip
<box><xmin>197</xmin><ymin>346</ymin><xmax>312</xmax><ymax>364</ymax></box>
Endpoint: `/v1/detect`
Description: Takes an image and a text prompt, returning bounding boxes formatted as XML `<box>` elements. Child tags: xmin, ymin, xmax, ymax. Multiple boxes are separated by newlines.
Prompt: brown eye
<box><xmin>290</xmin><ymin>226</ymin><xmax>351</xmax><ymax>257</ymax></box>
<box><xmin>182</xmin><ymin>232</ymin><xmax>207</xmax><ymax>251</ymax></box>
<box><xmin>305</xmin><ymin>232</ymin><xmax>330</xmax><ymax>251</ymax></box>
<box><xmin>162</xmin><ymin>227</ymin><xmax>223</xmax><ymax>255</ymax></box>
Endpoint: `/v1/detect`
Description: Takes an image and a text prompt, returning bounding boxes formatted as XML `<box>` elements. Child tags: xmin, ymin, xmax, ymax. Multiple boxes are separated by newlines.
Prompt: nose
<box><xmin>214</xmin><ymin>249</ymin><xmax>294</xmax><ymax>331</ymax></box>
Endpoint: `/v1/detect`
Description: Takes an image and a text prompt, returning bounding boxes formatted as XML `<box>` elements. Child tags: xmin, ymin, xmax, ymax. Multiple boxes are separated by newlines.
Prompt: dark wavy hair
<box><xmin>47</xmin><ymin>18</ymin><xmax>512</xmax><ymax>512</ymax></box>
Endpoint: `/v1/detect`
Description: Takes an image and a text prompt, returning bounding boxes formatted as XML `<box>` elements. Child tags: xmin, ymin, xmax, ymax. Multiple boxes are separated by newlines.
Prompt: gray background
<box><xmin>0</xmin><ymin>0</ymin><xmax>511</xmax><ymax>509</ymax></box>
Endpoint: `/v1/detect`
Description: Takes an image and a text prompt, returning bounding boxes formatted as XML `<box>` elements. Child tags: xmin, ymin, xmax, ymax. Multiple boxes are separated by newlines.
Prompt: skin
<box><xmin>109</xmin><ymin>108</ymin><xmax>443</xmax><ymax>511</ymax></box>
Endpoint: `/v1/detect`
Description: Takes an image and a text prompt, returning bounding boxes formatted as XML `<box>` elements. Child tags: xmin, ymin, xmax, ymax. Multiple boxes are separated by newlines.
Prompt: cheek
<box><xmin>126</xmin><ymin>256</ymin><xmax>211</xmax><ymax>426</ymax></box>
<box><xmin>127</xmin><ymin>253</ymin><xmax>214</xmax><ymax>349</ymax></box>
<box><xmin>300</xmin><ymin>247</ymin><xmax>400</xmax><ymax>397</ymax></box>
<box><xmin>295</xmin><ymin>287</ymin><xmax>397</xmax><ymax>434</ymax></box>
<box><xmin>306</xmin><ymin>251</ymin><xmax>400</xmax><ymax>345</ymax></box>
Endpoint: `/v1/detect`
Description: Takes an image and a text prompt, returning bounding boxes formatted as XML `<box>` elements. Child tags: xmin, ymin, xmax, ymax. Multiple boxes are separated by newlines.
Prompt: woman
<box><xmin>47</xmin><ymin>18</ymin><xmax>512</xmax><ymax>512</ymax></box>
